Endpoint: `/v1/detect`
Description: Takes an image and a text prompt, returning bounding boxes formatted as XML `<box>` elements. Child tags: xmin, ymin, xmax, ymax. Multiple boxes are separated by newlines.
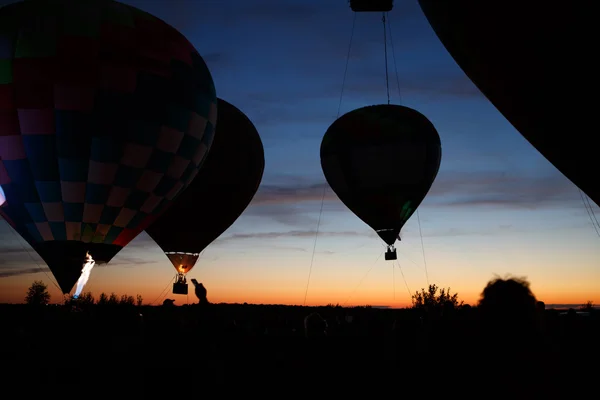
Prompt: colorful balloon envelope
<box><xmin>0</xmin><ymin>0</ymin><xmax>217</xmax><ymax>293</ymax></box>
<box><xmin>146</xmin><ymin>98</ymin><xmax>264</xmax><ymax>287</ymax></box>
<box><xmin>418</xmin><ymin>1</ymin><xmax>597</xmax><ymax>205</ymax></box>
<box><xmin>320</xmin><ymin>104</ymin><xmax>441</xmax><ymax>259</ymax></box>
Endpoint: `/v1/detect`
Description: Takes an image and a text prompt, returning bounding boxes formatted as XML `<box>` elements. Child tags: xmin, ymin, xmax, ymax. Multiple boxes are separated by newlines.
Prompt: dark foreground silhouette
<box><xmin>0</xmin><ymin>278</ymin><xmax>597</xmax><ymax>397</ymax></box>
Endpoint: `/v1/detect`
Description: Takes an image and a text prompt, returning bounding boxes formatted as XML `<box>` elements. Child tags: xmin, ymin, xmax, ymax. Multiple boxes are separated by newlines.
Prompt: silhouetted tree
<box><xmin>98</xmin><ymin>292</ymin><xmax>108</xmax><ymax>305</ymax></box>
<box><xmin>136</xmin><ymin>294</ymin><xmax>143</xmax><ymax>307</ymax></box>
<box><xmin>412</xmin><ymin>284</ymin><xmax>463</xmax><ymax>312</ymax></box>
<box><xmin>108</xmin><ymin>292</ymin><xmax>119</xmax><ymax>305</ymax></box>
<box><xmin>580</xmin><ymin>300</ymin><xmax>594</xmax><ymax>312</ymax></box>
<box><xmin>120</xmin><ymin>295</ymin><xmax>135</xmax><ymax>306</ymax></box>
<box><xmin>78</xmin><ymin>292</ymin><xmax>95</xmax><ymax>306</ymax></box>
<box><xmin>25</xmin><ymin>280</ymin><xmax>50</xmax><ymax>306</ymax></box>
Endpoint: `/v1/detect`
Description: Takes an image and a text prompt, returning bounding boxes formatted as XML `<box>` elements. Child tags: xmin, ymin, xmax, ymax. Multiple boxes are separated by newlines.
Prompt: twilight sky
<box><xmin>1</xmin><ymin>0</ymin><xmax>599</xmax><ymax>307</ymax></box>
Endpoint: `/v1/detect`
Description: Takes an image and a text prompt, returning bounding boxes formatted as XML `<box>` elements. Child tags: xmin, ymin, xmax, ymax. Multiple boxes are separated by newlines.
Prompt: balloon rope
<box><xmin>336</xmin><ymin>12</ymin><xmax>356</xmax><ymax>118</ymax></box>
<box><xmin>386</xmin><ymin>12</ymin><xmax>402</xmax><ymax>104</ymax></box>
<box><xmin>392</xmin><ymin>256</ymin><xmax>395</xmax><ymax>300</ymax></box>
<box><xmin>3</xmin><ymin>223</ymin><xmax>61</xmax><ymax>292</ymax></box>
<box><xmin>150</xmin><ymin>275</ymin><xmax>175</xmax><ymax>305</ymax></box>
<box><xmin>382</xmin><ymin>12</ymin><xmax>390</xmax><ymax>105</ymax></box>
<box><xmin>579</xmin><ymin>189</ymin><xmax>600</xmax><ymax>238</ymax></box>
<box><xmin>396</xmin><ymin>260</ymin><xmax>412</xmax><ymax>305</ymax></box>
<box><xmin>304</xmin><ymin>12</ymin><xmax>357</xmax><ymax>306</ymax></box>
<box><xmin>343</xmin><ymin>250</ymin><xmax>383</xmax><ymax>306</ymax></box>
<box><xmin>303</xmin><ymin>193</ymin><xmax>324</xmax><ymax>307</ymax></box>
<box><xmin>416</xmin><ymin>210</ymin><xmax>430</xmax><ymax>286</ymax></box>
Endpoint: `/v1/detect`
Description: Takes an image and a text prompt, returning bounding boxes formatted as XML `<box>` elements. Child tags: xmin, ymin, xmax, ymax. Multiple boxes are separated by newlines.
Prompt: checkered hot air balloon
<box><xmin>320</xmin><ymin>104</ymin><xmax>441</xmax><ymax>261</ymax></box>
<box><xmin>0</xmin><ymin>0</ymin><xmax>217</xmax><ymax>294</ymax></box>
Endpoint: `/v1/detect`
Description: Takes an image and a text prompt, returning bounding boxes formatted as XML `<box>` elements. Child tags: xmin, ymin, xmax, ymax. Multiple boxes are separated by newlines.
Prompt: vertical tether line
<box><xmin>416</xmin><ymin>210</ymin><xmax>430</xmax><ymax>286</ymax></box>
<box><xmin>397</xmin><ymin>260</ymin><xmax>413</xmax><ymax>304</ymax></box>
<box><xmin>5</xmin><ymin>224</ymin><xmax>61</xmax><ymax>292</ymax></box>
<box><xmin>382</xmin><ymin>12</ymin><xmax>390</xmax><ymax>105</ymax></box>
<box><xmin>387</xmin><ymin>11</ymin><xmax>431</xmax><ymax>292</ymax></box>
<box><xmin>392</xmin><ymin>258</ymin><xmax>396</xmax><ymax>300</ymax></box>
<box><xmin>304</xmin><ymin>12</ymin><xmax>357</xmax><ymax>306</ymax></box>
<box><xmin>386</xmin><ymin>12</ymin><xmax>402</xmax><ymax>104</ymax></box>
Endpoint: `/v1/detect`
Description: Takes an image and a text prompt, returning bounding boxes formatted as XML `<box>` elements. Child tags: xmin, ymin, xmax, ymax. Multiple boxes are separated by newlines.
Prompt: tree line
<box><xmin>25</xmin><ymin>280</ymin><xmax>143</xmax><ymax>307</ymax></box>
<box><xmin>24</xmin><ymin>279</ymin><xmax>595</xmax><ymax>311</ymax></box>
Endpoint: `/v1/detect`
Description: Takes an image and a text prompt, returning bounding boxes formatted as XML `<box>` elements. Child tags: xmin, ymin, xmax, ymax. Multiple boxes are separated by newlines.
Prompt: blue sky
<box><xmin>1</xmin><ymin>0</ymin><xmax>599</xmax><ymax>306</ymax></box>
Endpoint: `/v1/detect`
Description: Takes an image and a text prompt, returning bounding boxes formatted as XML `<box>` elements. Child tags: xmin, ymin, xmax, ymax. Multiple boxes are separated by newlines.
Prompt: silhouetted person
<box><xmin>478</xmin><ymin>277</ymin><xmax>539</xmax><ymax>346</ymax></box>
<box><xmin>536</xmin><ymin>300</ymin><xmax>545</xmax><ymax>312</ymax></box>
<box><xmin>304</xmin><ymin>312</ymin><xmax>327</xmax><ymax>338</ymax></box>
<box><xmin>476</xmin><ymin>277</ymin><xmax>545</xmax><ymax>395</ymax></box>
<box><xmin>536</xmin><ymin>300</ymin><xmax>547</xmax><ymax>338</ymax></box>
<box><xmin>162</xmin><ymin>299</ymin><xmax>175</xmax><ymax>307</ymax></box>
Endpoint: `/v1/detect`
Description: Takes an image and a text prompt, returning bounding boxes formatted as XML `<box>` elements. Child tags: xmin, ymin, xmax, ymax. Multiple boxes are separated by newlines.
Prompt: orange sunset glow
<box><xmin>1</xmin><ymin>0</ymin><xmax>598</xmax><ymax>308</ymax></box>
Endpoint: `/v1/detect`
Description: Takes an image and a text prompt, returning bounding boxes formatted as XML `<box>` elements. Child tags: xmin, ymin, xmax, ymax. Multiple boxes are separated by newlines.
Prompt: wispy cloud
<box><xmin>244</xmin><ymin>170</ymin><xmax>578</xmax><ymax>226</ymax></box>
<box><xmin>214</xmin><ymin>229</ymin><xmax>368</xmax><ymax>244</ymax></box>
<box><xmin>427</xmin><ymin>170</ymin><xmax>577</xmax><ymax>209</ymax></box>
<box><xmin>252</xmin><ymin>183</ymin><xmax>331</xmax><ymax>205</ymax></box>
<box><xmin>0</xmin><ymin>267</ymin><xmax>45</xmax><ymax>278</ymax></box>
<box><xmin>105</xmin><ymin>257</ymin><xmax>158</xmax><ymax>267</ymax></box>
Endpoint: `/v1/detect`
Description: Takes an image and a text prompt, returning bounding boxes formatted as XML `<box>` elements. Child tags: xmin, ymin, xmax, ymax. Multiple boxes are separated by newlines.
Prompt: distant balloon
<box><xmin>418</xmin><ymin>1</ymin><xmax>597</xmax><ymax>205</ymax></box>
<box><xmin>320</xmin><ymin>104</ymin><xmax>441</xmax><ymax>260</ymax></box>
<box><xmin>146</xmin><ymin>98</ymin><xmax>264</xmax><ymax>291</ymax></box>
<box><xmin>0</xmin><ymin>0</ymin><xmax>217</xmax><ymax>293</ymax></box>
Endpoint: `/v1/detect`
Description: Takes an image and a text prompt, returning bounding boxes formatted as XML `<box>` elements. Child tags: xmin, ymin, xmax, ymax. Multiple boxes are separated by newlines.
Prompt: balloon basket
<box><xmin>173</xmin><ymin>273</ymin><xmax>188</xmax><ymax>294</ymax></box>
<box><xmin>173</xmin><ymin>282</ymin><xmax>188</xmax><ymax>295</ymax></box>
<box><xmin>385</xmin><ymin>247</ymin><xmax>397</xmax><ymax>261</ymax></box>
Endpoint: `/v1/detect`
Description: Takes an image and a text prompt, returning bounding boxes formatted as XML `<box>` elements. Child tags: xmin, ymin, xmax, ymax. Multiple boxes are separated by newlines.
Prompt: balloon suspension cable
<box><xmin>150</xmin><ymin>275</ymin><xmax>176</xmax><ymax>305</ymax></box>
<box><xmin>343</xmin><ymin>250</ymin><xmax>383</xmax><ymax>306</ymax></box>
<box><xmin>579</xmin><ymin>189</ymin><xmax>600</xmax><ymax>238</ymax></box>
<box><xmin>387</xmin><ymin>11</ymin><xmax>428</xmax><ymax>286</ymax></box>
<box><xmin>382</xmin><ymin>13</ymin><xmax>390</xmax><ymax>105</ymax></box>
<box><xmin>304</xmin><ymin>11</ymin><xmax>357</xmax><ymax>307</ymax></box>
<box><xmin>416</xmin><ymin>210</ymin><xmax>429</xmax><ymax>286</ymax></box>
<box><xmin>392</xmin><ymin>256</ymin><xmax>396</xmax><ymax>300</ymax></box>
<box><xmin>396</xmin><ymin>260</ymin><xmax>412</xmax><ymax>304</ymax></box>
<box><xmin>386</xmin><ymin>12</ymin><xmax>402</xmax><ymax>104</ymax></box>
<box><xmin>336</xmin><ymin>12</ymin><xmax>357</xmax><ymax>118</ymax></box>
<box><xmin>4</xmin><ymin>223</ymin><xmax>62</xmax><ymax>293</ymax></box>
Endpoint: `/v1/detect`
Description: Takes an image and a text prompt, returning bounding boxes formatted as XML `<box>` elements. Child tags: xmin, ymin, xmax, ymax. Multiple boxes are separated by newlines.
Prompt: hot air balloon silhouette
<box><xmin>321</xmin><ymin>104</ymin><xmax>441</xmax><ymax>261</ymax></box>
<box><xmin>146</xmin><ymin>98</ymin><xmax>264</xmax><ymax>295</ymax></box>
<box><xmin>418</xmin><ymin>1</ymin><xmax>597</xmax><ymax>205</ymax></box>
<box><xmin>0</xmin><ymin>0</ymin><xmax>217</xmax><ymax>294</ymax></box>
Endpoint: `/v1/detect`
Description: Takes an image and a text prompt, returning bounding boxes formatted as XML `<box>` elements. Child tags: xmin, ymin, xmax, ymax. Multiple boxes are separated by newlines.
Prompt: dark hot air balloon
<box><xmin>418</xmin><ymin>1</ymin><xmax>597</xmax><ymax>205</ymax></box>
<box><xmin>0</xmin><ymin>0</ymin><xmax>217</xmax><ymax>293</ymax></box>
<box><xmin>321</xmin><ymin>104</ymin><xmax>441</xmax><ymax>260</ymax></box>
<box><xmin>146</xmin><ymin>98</ymin><xmax>264</xmax><ymax>295</ymax></box>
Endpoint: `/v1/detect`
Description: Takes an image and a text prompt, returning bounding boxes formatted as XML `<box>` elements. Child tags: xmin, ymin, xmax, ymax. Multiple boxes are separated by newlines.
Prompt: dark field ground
<box><xmin>1</xmin><ymin>303</ymin><xmax>598</xmax><ymax>397</ymax></box>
